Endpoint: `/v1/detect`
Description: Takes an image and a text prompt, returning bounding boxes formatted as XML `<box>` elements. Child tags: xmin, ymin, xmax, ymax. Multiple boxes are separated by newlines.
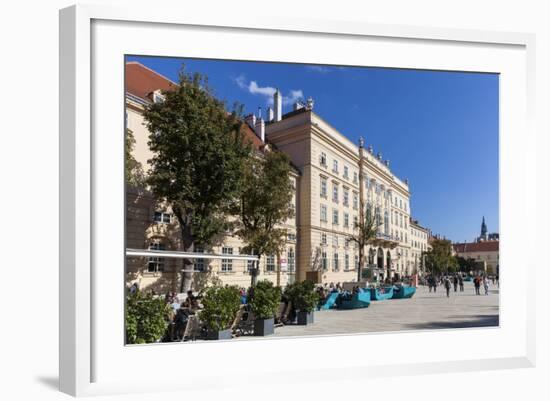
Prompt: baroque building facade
<box><xmin>125</xmin><ymin>61</ymin><xmax>430</xmax><ymax>293</ymax></box>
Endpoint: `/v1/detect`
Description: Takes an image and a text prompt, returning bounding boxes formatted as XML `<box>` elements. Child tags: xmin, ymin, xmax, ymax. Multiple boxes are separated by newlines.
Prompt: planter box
<box><xmin>296</xmin><ymin>311</ymin><xmax>314</xmax><ymax>325</ymax></box>
<box><xmin>254</xmin><ymin>318</ymin><xmax>275</xmax><ymax>336</ymax></box>
<box><xmin>206</xmin><ymin>328</ymin><xmax>232</xmax><ymax>340</ymax></box>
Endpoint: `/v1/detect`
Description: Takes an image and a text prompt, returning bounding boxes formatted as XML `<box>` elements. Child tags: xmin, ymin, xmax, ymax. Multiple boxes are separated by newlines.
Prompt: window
<box><xmin>322</xmin><ymin>252</ymin><xmax>328</xmax><ymax>270</ymax></box>
<box><xmin>332</xmin><ymin>184</ymin><xmax>339</xmax><ymax>203</ymax></box>
<box><xmin>321</xmin><ymin>233</ymin><xmax>327</xmax><ymax>245</ymax></box>
<box><xmin>153</xmin><ymin>91</ymin><xmax>165</xmax><ymax>103</ymax></box>
<box><xmin>153</xmin><ymin>211</ymin><xmax>171</xmax><ymax>224</ymax></box>
<box><xmin>287</xmin><ymin>233</ymin><xmax>297</xmax><ymax>241</ymax></box>
<box><xmin>343</xmin><ymin>165</ymin><xmax>349</xmax><ymax>179</ymax></box>
<box><xmin>353</xmin><ymin>172</ymin><xmax>358</xmax><ymax>184</ymax></box>
<box><xmin>353</xmin><ymin>192</ymin><xmax>358</xmax><ymax>209</ymax></box>
<box><xmin>343</xmin><ymin>189</ymin><xmax>349</xmax><ymax>206</ymax></box>
<box><xmin>384</xmin><ymin>211</ymin><xmax>389</xmax><ymax>234</ymax></box>
<box><xmin>332</xmin><ymin>209</ymin><xmax>339</xmax><ymax>225</ymax></box>
<box><xmin>266</xmin><ymin>255</ymin><xmax>275</xmax><ymax>272</ymax></box>
<box><xmin>320</xmin><ymin>152</ymin><xmax>327</xmax><ymax>167</ymax></box>
<box><xmin>147</xmin><ymin>242</ymin><xmax>165</xmax><ymax>272</ymax></box>
<box><xmin>320</xmin><ymin>177</ymin><xmax>327</xmax><ymax>198</ymax></box>
<box><xmin>221</xmin><ymin>247</ymin><xmax>233</xmax><ymax>272</ymax></box>
<box><xmin>400</xmin><ymin>199</ymin><xmax>403</xmax><ymax>209</ymax></box>
<box><xmin>345</xmin><ymin>254</ymin><xmax>350</xmax><ymax>271</ymax></box>
<box><xmin>353</xmin><ymin>216</ymin><xmax>358</xmax><ymax>228</ymax></box>
<box><xmin>333</xmin><ymin>235</ymin><xmax>339</xmax><ymax>247</ymax></box>
<box><xmin>193</xmin><ymin>246</ymin><xmax>205</xmax><ymax>272</ymax></box>
<box><xmin>333</xmin><ymin>253</ymin><xmax>339</xmax><ymax>271</ymax></box>
<box><xmin>287</xmin><ymin>248</ymin><xmax>295</xmax><ymax>272</ymax></box>
<box><xmin>344</xmin><ymin>213</ymin><xmax>349</xmax><ymax>227</ymax></box>
<box><xmin>320</xmin><ymin>205</ymin><xmax>328</xmax><ymax>222</ymax></box>
<box><xmin>333</xmin><ymin>159</ymin><xmax>339</xmax><ymax>173</ymax></box>
<box><xmin>355</xmin><ymin>255</ymin><xmax>359</xmax><ymax>270</ymax></box>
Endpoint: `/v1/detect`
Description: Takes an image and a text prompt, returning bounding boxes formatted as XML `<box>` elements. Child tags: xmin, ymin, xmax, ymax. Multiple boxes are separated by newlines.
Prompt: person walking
<box><xmin>444</xmin><ymin>276</ymin><xmax>451</xmax><ymax>298</ymax></box>
<box><xmin>453</xmin><ymin>275</ymin><xmax>458</xmax><ymax>292</ymax></box>
<box><xmin>474</xmin><ymin>275</ymin><xmax>481</xmax><ymax>295</ymax></box>
<box><xmin>483</xmin><ymin>275</ymin><xmax>489</xmax><ymax>295</ymax></box>
<box><xmin>458</xmin><ymin>275</ymin><xmax>464</xmax><ymax>292</ymax></box>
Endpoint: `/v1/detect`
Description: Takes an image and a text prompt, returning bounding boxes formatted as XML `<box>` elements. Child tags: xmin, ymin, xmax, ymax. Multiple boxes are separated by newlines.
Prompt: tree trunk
<box><xmin>357</xmin><ymin>245</ymin><xmax>364</xmax><ymax>282</ymax></box>
<box><xmin>174</xmin><ymin>208</ymin><xmax>194</xmax><ymax>293</ymax></box>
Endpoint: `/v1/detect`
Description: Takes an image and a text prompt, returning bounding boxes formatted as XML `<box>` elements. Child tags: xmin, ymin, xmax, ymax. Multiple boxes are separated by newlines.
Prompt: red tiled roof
<box><xmin>241</xmin><ymin>123</ymin><xmax>263</xmax><ymax>150</ymax></box>
<box><xmin>126</xmin><ymin>61</ymin><xmax>264</xmax><ymax>150</ymax></box>
<box><xmin>453</xmin><ymin>241</ymin><xmax>499</xmax><ymax>253</ymax></box>
<box><xmin>125</xmin><ymin>61</ymin><xmax>175</xmax><ymax>101</ymax></box>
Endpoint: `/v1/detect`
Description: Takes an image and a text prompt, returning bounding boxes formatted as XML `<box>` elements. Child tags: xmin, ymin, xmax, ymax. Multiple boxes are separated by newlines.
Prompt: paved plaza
<box><xmin>272</xmin><ymin>281</ymin><xmax>499</xmax><ymax>338</ymax></box>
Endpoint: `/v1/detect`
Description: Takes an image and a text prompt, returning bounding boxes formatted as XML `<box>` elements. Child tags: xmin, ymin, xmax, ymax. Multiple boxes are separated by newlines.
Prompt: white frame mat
<box><xmin>59</xmin><ymin>4</ymin><xmax>536</xmax><ymax>397</ymax></box>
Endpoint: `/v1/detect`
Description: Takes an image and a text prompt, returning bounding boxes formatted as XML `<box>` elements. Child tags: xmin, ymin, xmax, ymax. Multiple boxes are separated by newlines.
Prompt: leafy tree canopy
<box><xmin>424</xmin><ymin>238</ymin><xmax>457</xmax><ymax>274</ymax></box>
<box><xmin>235</xmin><ymin>149</ymin><xmax>294</xmax><ymax>258</ymax></box>
<box><xmin>143</xmin><ymin>67</ymin><xmax>251</xmax><ymax>248</ymax></box>
<box><xmin>125</xmin><ymin>128</ymin><xmax>146</xmax><ymax>188</ymax></box>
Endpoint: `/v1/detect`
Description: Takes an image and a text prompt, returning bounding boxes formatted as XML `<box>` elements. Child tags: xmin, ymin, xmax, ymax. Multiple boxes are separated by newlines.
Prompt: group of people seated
<box><xmin>165</xmin><ymin>290</ymin><xmax>202</xmax><ymax>341</ymax></box>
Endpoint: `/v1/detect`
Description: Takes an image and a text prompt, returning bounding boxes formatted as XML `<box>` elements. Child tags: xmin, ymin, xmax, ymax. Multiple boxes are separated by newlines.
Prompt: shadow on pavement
<box><xmin>403</xmin><ymin>314</ymin><xmax>499</xmax><ymax>330</ymax></box>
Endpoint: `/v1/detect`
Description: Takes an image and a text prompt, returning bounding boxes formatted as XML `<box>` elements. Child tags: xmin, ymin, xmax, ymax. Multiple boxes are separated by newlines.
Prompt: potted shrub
<box><xmin>125</xmin><ymin>290</ymin><xmax>170</xmax><ymax>344</ymax></box>
<box><xmin>284</xmin><ymin>280</ymin><xmax>319</xmax><ymax>325</ymax></box>
<box><xmin>200</xmin><ymin>285</ymin><xmax>241</xmax><ymax>340</ymax></box>
<box><xmin>249</xmin><ymin>280</ymin><xmax>282</xmax><ymax>336</ymax></box>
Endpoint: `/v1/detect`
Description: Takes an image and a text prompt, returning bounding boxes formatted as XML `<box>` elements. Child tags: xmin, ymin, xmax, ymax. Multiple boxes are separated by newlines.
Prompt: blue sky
<box><xmin>127</xmin><ymin>55</ymin><xmax>499</xmax><ymax>243</ymax></box>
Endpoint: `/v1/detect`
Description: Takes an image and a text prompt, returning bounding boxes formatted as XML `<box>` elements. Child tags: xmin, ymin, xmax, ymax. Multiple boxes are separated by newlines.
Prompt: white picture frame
<box><xmin>59</xmin><ymin>3</ymin><xmax>536</xmax><ymax>397</ymax></box>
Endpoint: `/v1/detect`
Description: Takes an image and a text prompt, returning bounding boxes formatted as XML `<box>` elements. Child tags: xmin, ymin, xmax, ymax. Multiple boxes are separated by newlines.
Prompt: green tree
<box><xmin>349</xmin><ymin>207</ymin><xmax>381</xmax><ymax>282</ymax></box>
<box><xmin>456</xmin><ymin>256</ymin><xmax>477</xmax><ymax>273</ymax></box>
<box><xmin>249</xmin><ymin>280</ymin><xmax>282</xmax><ymax>319</ymax></box>
<box><xmin>143</xmin><ymin>68</ymin><xmax>251</xmax><ymax>292</ymax></box>
<box><xmin>125</xmin><ymin>290</ymin><xmax>170</xmax><ymax>344</ymax></box>
<box><xmin>234</xmin><ymin>148</ymin><xmax>294</xmax><ymax>286</ymax></box>
<box><xmin>125</xmin><ymin>128</ymin><xmax>146</xmax><ymax>187</ymax></box>
<box><xmin>424</xmin><ymin>238</ymin><xmax>455</xmax><ymax>275</ymax></box>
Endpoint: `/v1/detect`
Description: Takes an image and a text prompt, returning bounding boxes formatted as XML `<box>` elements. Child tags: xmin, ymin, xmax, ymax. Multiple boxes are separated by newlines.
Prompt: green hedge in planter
<box><xmin>284</xmin><ymin>280</ymin><xmax>319</xmax><ymax>313</ymax></box>
<box><xmin>125</xmin><ymin>291</ymin><xmax>170</xmax><ymax>344</ymax></box>
<box><xmin>249</xmin><ymin>280</ymin><xmax>282</xmax><ymax>319</ymax></box>
<box><xmin>200</xmin><ymin>285</ymin><xmax>241</xmax><ymax>332</ymax></box>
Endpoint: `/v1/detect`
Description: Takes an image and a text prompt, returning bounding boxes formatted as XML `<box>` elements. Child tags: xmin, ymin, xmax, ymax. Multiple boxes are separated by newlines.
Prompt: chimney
<box><xmin>255</xmin><ymin>117</ymin><xmax>265</xmax><ymax>142</ymax></box>
<box><xmin>244</xmin><ymin>113</ymin><xmax>256</xmax><ymax>129</ymax></box>
<box><xmin>306</xmin><ymin>96</ymin><xmax>314</xmax><ymax>110</ymax></box>
<box><xmin>266</xmin><ymin>107</ymin><xmax>274</xmax><ymax>122</ymax></box>
<box><xmin>274</xmin><ymin>89</ymin><xmax>282</xmax><ymax>122</ymax></box>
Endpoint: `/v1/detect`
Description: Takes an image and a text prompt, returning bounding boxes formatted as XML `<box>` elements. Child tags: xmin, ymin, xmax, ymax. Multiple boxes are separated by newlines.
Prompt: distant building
<box><xmin>453</xmin><ymin>217</ymin><xmax>499</xmax><ymax>275</ymax></box>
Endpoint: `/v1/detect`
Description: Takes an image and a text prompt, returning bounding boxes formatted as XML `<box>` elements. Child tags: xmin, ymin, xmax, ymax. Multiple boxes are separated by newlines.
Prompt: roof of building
<box><xmin>125</xmin><ymin>61</ymin><xmax>264</xmax><ymax>150</ymax></box>
<box><xmin>125</xmin><ymin>61</ymin><xmax>176</xmax><ymax>101</ymax></box>
<box><xmin>453</xmin><ymin>241</ymin><xmax>499</xmax><ymax>253</ymax></box>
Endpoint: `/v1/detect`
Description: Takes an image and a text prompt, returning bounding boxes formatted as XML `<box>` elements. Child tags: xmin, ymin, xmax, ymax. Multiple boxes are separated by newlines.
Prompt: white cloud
<box><xmin>248</xmin><ymin>81</ymin><xmax>276</xmax><ymax>97</ymax></box>
<box><xmin>233</xmin><ymin>75</ymin><xmax>304</xmax><ymax>107</ymax></box>
<box><xmin>283</xmin><ymin>89</ymin><xmax>304</xmax><ymax>106</ymax></box>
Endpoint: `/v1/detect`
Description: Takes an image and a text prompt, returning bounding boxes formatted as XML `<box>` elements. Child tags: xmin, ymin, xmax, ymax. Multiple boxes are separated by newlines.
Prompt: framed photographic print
<box><xmin>59</xmin><ymin>4</ymin><xmax>536</xmax><ymax>397</ymax></box>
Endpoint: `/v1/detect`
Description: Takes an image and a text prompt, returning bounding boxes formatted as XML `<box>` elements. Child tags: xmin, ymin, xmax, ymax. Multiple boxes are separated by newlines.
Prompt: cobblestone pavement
<box><xmin>270</xmin><ymin>281</ymin><xmax>499</xmax><ymax>338</ymax></box>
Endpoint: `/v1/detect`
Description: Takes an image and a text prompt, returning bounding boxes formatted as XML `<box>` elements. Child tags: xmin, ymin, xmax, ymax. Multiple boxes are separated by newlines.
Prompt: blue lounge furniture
<box><xmin>318</xmin><ymin>292</ymin><xmax>340</xmax><ymax>310</ymax></box>
<box><xmin>368</xmin><ymin>286</ymin><xmax>394</xmax><ymax>301</ymax></box>
<box><xmin>391</xmin><ymin>285</ymin><xmax>416</xmax><ymax>299</ymax></box>
<box><xmin>338</xmin><ymin>291</ymin><xmax>371</xmax><ymax>309</ymax></box>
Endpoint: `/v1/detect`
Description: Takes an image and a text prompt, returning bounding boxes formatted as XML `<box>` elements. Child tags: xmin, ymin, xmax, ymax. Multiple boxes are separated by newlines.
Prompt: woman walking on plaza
<box><xmin>458</xmin><ymin>275</ymin><xmax>464</xmax><ymax>292</ymax></box>
<box><xmin>483</xmin><ymin>275</ymin><xmax>489</xmax><ymax>295</ymax></box>
<box><xmin>444</xmin><ymin>276</ymin><xmax>452</xmax><ymax>298</ymax></box>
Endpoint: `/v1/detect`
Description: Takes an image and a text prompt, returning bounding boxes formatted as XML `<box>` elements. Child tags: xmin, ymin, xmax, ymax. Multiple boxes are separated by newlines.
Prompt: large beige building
<box><xmin>125</xmin><ymin>61</ymin><xmax>429</xmax><ymax>293</ymax></box>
